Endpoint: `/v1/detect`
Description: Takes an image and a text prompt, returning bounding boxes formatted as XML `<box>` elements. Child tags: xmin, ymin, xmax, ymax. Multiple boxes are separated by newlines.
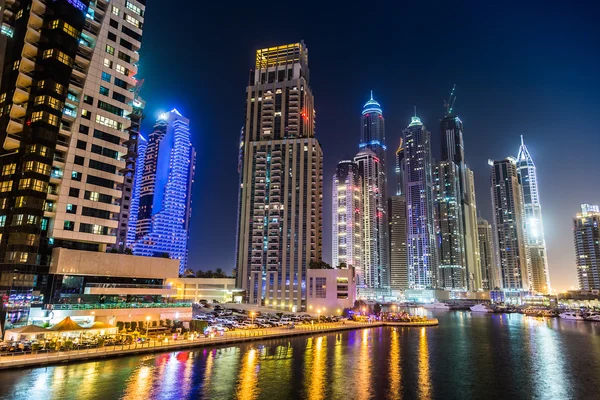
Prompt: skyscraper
<box><xmin>573</xmin><ymin>204</ymin><xmax>600</xmax><ymax>291</ymax></box>
<box><xmin>355</xmin><ymin>92</ymin><xmax>389</xmax><ymax>290</ymax></box>
<box><xmin>403</xmin><ymin>114</ymin><xmax>437</xmax><ymax>289</ymax></box>
<box><xmin>132</xmin><ymin>110</ymin><xmax>195</xmax><ymax>274</ymax></box>
<box><xmin>0</xmin><ymin>0</ymin><xmax>146</xmax><ymax>328</ymax></box>
<box><xmin>332</xmin><ymin>161</ymin><xmax>362</xmax><ymax>271</ymax></box>
<box><xmin>517</xmin><ymin>136</ymin><xmax>550</xmax><ymax>294</ymax></box>
<box><xmin>477</xmin><ymin>217</ymin><xmax>495</xmax><ymax>290</ymax></box>
<box><xmin>395</xmin><ymin>138</ymin><xmax>405</xmax><ymax>196</ymax></box>
<box><xmin>490</xmin><ymin>157</ymin><xmax>530</xmax><ymax>290</ymax></box>
<box><xmin>126</xmin><ymin>134</ymin><xmax>147</xmax><ymax>248</ymax></box>
<box><xmin>388</xmin><ymin>195</ymin><xmax>408</xmax><ymax>290</ymax></box>
<box><xmin>433</xmin><ymin>161</ymin><xmax>467</xmax><ymax>290</ymax></box>
<box><xmin>235</xmin><ymin>42</ymin><xmax>323</xmax><ymax>311</ymax></box>
<box><xmin>439</xmin><ymin>87</ymin><xmax>481</xmax><ymax>291</ymax></box>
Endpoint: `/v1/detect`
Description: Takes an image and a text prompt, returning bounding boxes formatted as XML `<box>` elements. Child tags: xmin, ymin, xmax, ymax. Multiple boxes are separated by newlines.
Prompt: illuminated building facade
<box><xmin>517</xmin><ymin>136</ymin><xmax>550</xmax><ymax>294</ymax></box>
<box><xmin>395</xmin><ymin>138</ymin><xmax>405</xmax><ymax>196</ymax></box>
<box><xmin>235</xmin><ymin>42</ymin><xmax>323</xmax><ymax>311</ymax></box>
<box><xmin>0</xmin><ymin>0</ymin><xmax>146</xmax><ymax>330</ymax></box>
<box><xmin>125</xmin><ymin>133</ymin><xmax>146</xmax><ymax>248</ymax></box>
<box><xmin>132</xmin><ymin>110</ymin><xmax>196</xmax><ymax>274</ymax></box>
<box><xmin>573</xmin><ymin>204</ymin><xmax>600</xmax><ymax>291</ymax></box>
<box><xmin>433</xmin><ymin>161</ymin><xmax>467</xmax><ymax>290</ymax></box>
<box><xmin>490</xmin><ymin>157</ymin><xmax>530</xmax><ymax>290</ymax></box>
<box><xmin>332</xmin><ymin>161</ymin><xmax>362</xmax><ymax>272</ymax></box>
<box><xmin>355</xmin><ymin>92</ymin><xmax>389</xmax><ymax>289</ymax></box>
<box><xmin>477</xmin><ymin>217</ymin><xmax>495</xmax><ymax>290</ymax></box>
<box><xmin>403</xmin><ymin>115</ymin><xmax>437</xmax><ymax>289</ymax></box>
<box><xmin>388</xmin><ymin>195</ymin><xmax>408</xmax><ymax>290</ymax></box>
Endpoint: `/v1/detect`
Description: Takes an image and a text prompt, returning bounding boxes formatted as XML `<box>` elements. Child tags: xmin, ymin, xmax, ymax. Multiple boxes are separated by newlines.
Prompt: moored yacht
<box><xmin>422</xmin><ymin>302</ymin><xmax>451</xmax><ymax>310</ymax></box>
<box><xmin>470</xmin><ymin>304</ymin><xmax>493</xmax><ymax>313</ymax></box>
<box><xmin>583</xmin><ymin>312</ymin><xmax>600</xmax><ymax>321</ymax></box>
<box><xmin>559</xmin><ymin>311</ymin><xmax>584</xmax><ymax>320</ymax></box>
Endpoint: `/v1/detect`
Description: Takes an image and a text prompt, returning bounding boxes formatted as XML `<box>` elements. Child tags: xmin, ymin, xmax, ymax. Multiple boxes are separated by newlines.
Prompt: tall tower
<box><xmin>573</xmin><ymin>204</ymin><xmax>600</xmax><ymax>290</ymax></box>
<box><xmin>490</xmin><ymin>157</ymin><xmax>530</xmax><ymax>290</ymax></box>
<box><xmin>403</xmin><ymin>114</ymin><xmax>437</xmax><ymax>289</ymax></box>
<box><xmin>517</xmin><ymin>136</ymin><xmax>550</xmax><ymax>294</ymax></box>
<box><xmin>126</xmin><ymin>134</ymin><xmax>147</xmax><ymax>248</ymax></box>
<box><xmin>439</xmin><ymin>86</ymin><xmax>480</xmax><ymax>291</ymax></box>
<box><xmin>132</xmin><ymin>110</ymin><xmax>195</xmax><ymax>274</ymax></box>
<box><xmin>0</xmin><ymin>0</ymin><xmax>146</xmax><ymax>328</ymax></box>
<box><xmin>235</xmin><ymin>42</ymin><xmax>323</xmax><ymax>311</ymax></box>
<box><xmin>388</xmin><ymin>195</ymin><xmax>408</xmax><ymax>290</ymax></box>
<box><xmin>355</xmin><ymin>92</ymin><xmax>389</xmax><ymax>290</ymax></box>
<box><xmin>477</xmin><ymin>217</ymin><xmax>495</xmax><ymax>290</ymax></box>
<box><xmin>434</xmin><ymin>161</ymin><xmax>467</xmax><ymax>290</ymax></box>
<box><xmin>395</xmin><ymin>138</ymin><xmax>405</xmax><ymax>196</ymax></box>
<box><xmin>332</xmin><ymin>161</ymin><xmax>362</xmax><ymax>272</ymax></box>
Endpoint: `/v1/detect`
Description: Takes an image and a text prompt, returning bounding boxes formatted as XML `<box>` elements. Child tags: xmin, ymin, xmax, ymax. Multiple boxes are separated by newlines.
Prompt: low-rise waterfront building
<box><xmin>306</xmin><ymin>268</ymin><xmax>356</xmax><ymax>315</ymax></box>
<box><xmin>165</xmin><ymin>277</ymin><xmax>244</xmax><ymax>304</ymax></box>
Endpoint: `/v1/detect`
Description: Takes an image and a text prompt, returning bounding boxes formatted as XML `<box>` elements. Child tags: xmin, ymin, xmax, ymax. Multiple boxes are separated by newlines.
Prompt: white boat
<box><xmin>559</xmin><ymin>312</ymin><xmax>584</xmax><ymax>320</ymax></box>
<box><xmin>422</xmin><ymin>302</ymin><xmax>450</xmax><ymax>310</ymax></box>
<box><xmin>584</xmin><ymin>312</ymin><xmax>600</xmax><ymax>321</ymax></box>
<box><xmin>470</xmin><ymin>304</ymin><xmax>493</xmax><ymax>313</ymax></box>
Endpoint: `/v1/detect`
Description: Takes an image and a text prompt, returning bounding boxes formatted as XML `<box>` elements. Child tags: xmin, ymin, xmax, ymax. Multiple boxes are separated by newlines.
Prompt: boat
<box><xmin>559</xmin><ymin>312</ymin><xmax>584</xmax><ymax>320</ymax></box>
<box><xmin>583</xmin><ymin>312</ymin><xmax>600</xmax><ymax>321</ymax></box>
<box><xmin>422</xmin><ymin>302</ymin><xmax>450</xmax><ymax>310</ymax></box>
<box><xmin>470</xmin><ymin>304</ymin><xmax>493</xmax><ymax>313</ymax></box>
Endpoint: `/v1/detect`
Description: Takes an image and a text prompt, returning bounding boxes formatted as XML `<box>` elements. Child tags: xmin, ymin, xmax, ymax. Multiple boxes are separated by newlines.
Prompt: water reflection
<box><xmin>418</xmin><ymin>327</ymin><xmax>432</xmax><ymax>400</ymax></box>
<box><xmin>123</xmin><ymin>364</ymin><xmax>155</xmax><ymax>400</ymax></box>
<box><xmin>305</xmin><ymin>336</ymin><xmax>326</xmax><ymax>400</ymax></box>
<box><xmin>354</xmin><ymin>329</ymin><xmax>373</xmax><ymax>400</ymax></box>
<box><xmin>236</xmin><ymin>348</ymin><xmax>258</xmax><ymax>400</ymax></box>
<box><xmin>388</xmin><ymin>328</ymin><xmax>402</xmax><ymax>400</ymax></box>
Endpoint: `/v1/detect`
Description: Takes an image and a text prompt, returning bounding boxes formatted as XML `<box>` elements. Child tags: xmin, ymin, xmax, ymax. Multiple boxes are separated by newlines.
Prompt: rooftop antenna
<box><xmin>370</xmin><ymin>90</ymin><xmax>373</xmax><ymax>100</ymax></box>
<box><xmin>414</xmin><ymin>105</ymin><xmax>417</xmax><ymax>117</ymax></box>
<box><xmin>520</xmin><ymin>134</ymin><xmax>525</xmax><ymax>146</ymax></box>
<box><xmin>444</xmin><ymin>84</ymin><xmax>457</xmax><ymax>116</ymax></box>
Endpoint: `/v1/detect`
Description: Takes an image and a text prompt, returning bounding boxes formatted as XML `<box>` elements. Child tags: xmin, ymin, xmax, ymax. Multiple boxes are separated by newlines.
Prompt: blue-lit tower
<box><xmin>132</xmin><ymin>110</ymin><xmax>196</xmax><ymax>274</ymax></box>
<box><xmin>355</xmin><ymin>92</ymin><xmax>389</xmax><ymax>290</ymax></box>
<box><xmin>126</xmin><ymin>134</ymin><xmax>147</xmax><ymax>249</ymax></box>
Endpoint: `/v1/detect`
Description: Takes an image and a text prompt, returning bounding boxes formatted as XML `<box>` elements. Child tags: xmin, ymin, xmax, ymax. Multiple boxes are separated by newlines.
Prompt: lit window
<box><xmin>43</xmin><ymin>49</ymin><xmax>73</xmax><ymax>66</ymax></box>
<box><xmin>101</xmin><ymin>72</ymin><xmax>111</xmax><ymax>82</ymax></box>
<box><xmin>0</xmin><ymin>181</ymin><xmax>12</xmax><ymax>192</ymax></box>
<box><xmin>24</xmin><ymin>161</ymin><xmax>51</xmax><ymax>175</ymax></box>
<box><xmin>96</xmin><ymin>114</ymin><xmax>122</xmax><ymax>130</ymax></box>
<box><xmin>16</xmin><ymin>9</ymin><xmax>23</xmax><ymax>19</ymax></box>
<box><xmin>125</xmin><ymin>15</ymin><xmax>141</xmax><ymax>28</ymax></box>
<box><xmin>105</xmin><ymin>45</ymin><xmax>115</xmax><ymax>55</ymax></box>
<box><xmin>0</xmin><ymin>93</ymin><xmax>5</xmax><ymax>103</ymax></box>
<box><xmin>126</xmin><ymin>1</ymin><xmax>142</xmax><ymax>16</ymax></box>
<box><xmin>31</xmin><ymin>111</ymin><xmax>59</xmax><ymax>126</ymax></box>
<box><xmin>104</xmin><ymin>58</ymin><xmax>113</xmax><ymax>68</ymax></box>
<box><xmin>99</xmin><ymin>86</ymin><xmax>109</xmax><ymax>96</ymax></box>
<box><xmin>51</xmin><ymin>19</ymin><xmax>79</xmax><ymax>38</ymax></box>
<box><xmin>116</xmin><ymin>64</ymin><xmax>128</xmax><ymax>75</ymax></box>
<box><xmin>1</xmin><ymin>164</ymin><xmax>16</xmax><ymax>176</ymax></box>
<box><xmin>13</xmin><ymin>61</ymin><xmax>20</xmax><ymax>70</ymax></box>
<box><xmin>112</xmin><ymin>6</ymin><xmax>120</xmax><ymax>15</ymax></box>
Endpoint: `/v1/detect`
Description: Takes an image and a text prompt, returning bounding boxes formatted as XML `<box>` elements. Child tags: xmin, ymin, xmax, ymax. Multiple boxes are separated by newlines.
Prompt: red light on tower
<box><xmin>373</xmin><ymin>157</ymin><xmax>379</xmax><ymax>163</ymax></box>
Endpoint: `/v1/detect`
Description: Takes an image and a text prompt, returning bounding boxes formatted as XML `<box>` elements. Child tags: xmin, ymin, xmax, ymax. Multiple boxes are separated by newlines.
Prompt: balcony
<box><xmin>13</xmin><ymin>85</ymin><xmax>30</xmax><ymax>103</ymax></box>
<box><xmin>72</xmin><ymin>63</ymin><xmax>87</xmax><ymax>79</ymax></box>
<box><xmin>3</xmin><ymin>134</ymin><xmax>20</xmax><ymax>151</ymax></box>
<box><xmin>25</xmin><ymin>26</ymin><xmax>40</xmax><ymax>45</ymax></box>
<box><xmin>9</xmin><ymin>102</ymin><xmax>27</xmax><ymax>119</ymax></box>
<box><xmin>7</xmin><ymin>116</ymin><xmax>24</xmax><ymax>135</ymax></box>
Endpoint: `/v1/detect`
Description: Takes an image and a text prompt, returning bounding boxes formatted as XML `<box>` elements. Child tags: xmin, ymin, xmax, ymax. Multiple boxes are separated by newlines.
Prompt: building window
<box><xmin>101</xmin><ymin>72</ymin><xmax>112</xmax><ymax>82</ymax></box>
<box><xmin>0</xmin><ymin>181</ymin><xmax>12</xmax><ymax>192</ymax></box>
<box><xmin>83</xmin><ymin>95</ymin><xmax>94</xmax><ymax>105</ymax></box>
<box><xmin>112</xmin><ymin>92</ymin><xmax>127</xmax><ymax>103</ymax></box>
<box><xmin>107</xmin><ymin>32</ymin><xmax>117</xmax><ymax>42</ymax></box>
<box><xmin>97</xmin><ymin>100</ymin><xmax>124</xmax><ymax>117</ymax></box>
<box><xmin>64</xmin><ymin>221</ymin><xmax>75</xmax><ymax>231</ymax></box>
<box><xmin>103</xmin><ymin>58</ymin><xmax>113</xmax><ymax>68</ymax></box>
<box><xmin>112</xmin><ymin>6</ymin><xmax>120</xmax><ymax>16</ymax></box>
<box><xmin>42</xmin><ymin>49</ymin><xmax>73</xmax><ymax>66</ymax></box>
<box><xmin>71</xmin><ymin>171</ymin><xmax>82</xmax><ymax>182</ymax></box>
<box><xmin>69</xmin><ymin>188</ymin><xmax>80</xmax><ymax>198</ymax></box>
<box><xmin>114</xmin><ymin>78</ymin><xmax>127</xmax><ymax>89</ymax></box>
<box><xmin>99</xmin><ymin>86</ymin><xmax>109</xmax><ymax>96</ymax></box>
<box><xmin>23</xmin><ymin>161</ymin><xmax>51</xmax><ymax>175</ymax></box>
<box><xmin>116</xmin><ymin>64</ymin><xmax>128</xmax><ymax>75</ymax></box>
<box><xmin>79</xmin><ymin>124</ymin><xmax>89</xmax><ymax>135</ymax></box>
<box><xmin>105</xmin><ymin>44</ymin><xmax>115</xmax><ymax>55</ymax></box>
<box><xmin>315</xmin><ymin>277</ymin><xmax>326</xmax><ymax>298</ymax></box>
<box><xmin>81</xmin><ymin>109</ymin><xmax>91</xmax><ymax>120</ymax></box>
<box><xmin>31</xmin><ymin>111</ymin><xmax>59</xmax><ymax>126</ymax></box>
<box><xmin>126</xmin><ymin>1</ymin><xmax>143</xmax><ymax>16</ymax></box>
<box><xmin>74</xmin><ymin>156</ymin><xmax>85</xmax><ymax>166</ymax></box>
<box><xmin>66</xmin><ymin>204</ymin><xmax>77</xmax><ymax>214</ymax></box>
<box><xmin>1</xmin><ymin>164</ymin><xmax>16</xmax><ymax>176</ymax></box>
<box><xmin>125</xmin><ymin>15</ymin><xmax>141</xmax><ymax>28</ymax></box>
<box><xmin>109</xmin><ymin>19</ymin><xmax>119</xmax><ymax>28</ymax></box>
<box><xmin>96</xmin><ymin>115</ymin><xmax>122</xmax><ymax>130</ymax></box>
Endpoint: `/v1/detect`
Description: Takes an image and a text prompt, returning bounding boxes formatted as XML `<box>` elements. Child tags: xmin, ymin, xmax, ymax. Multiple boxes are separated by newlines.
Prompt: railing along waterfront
<box><xmin>45</xmin><ymin>302</ymin><xmax>192</xmax><ymax>310</ymax></box>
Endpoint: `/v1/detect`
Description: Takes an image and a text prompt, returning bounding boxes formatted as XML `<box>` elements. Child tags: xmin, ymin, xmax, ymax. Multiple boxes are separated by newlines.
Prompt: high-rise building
<box><xmin>464</xmin><ymin>167</ymin><xmax>482</xmax><ymax>290</ymax></box>
<box><xmin>490</xmin><ymin>157</ymin><xmax>530</xmax><ymax>290</ymax></box>
<box><xmin>126</xmin><ymin>133</ymin><xmax>146</xmax><ymax>248</ymax></box>
<box><xmin>395</xmin><ymin>138</ymin><xmax>405</xmax><ymax>196</ymax></box>
<box><xmin>439</xmin><ymin>88</ymin><xmax>481</xmax><ymax>291</ymax></box>
<box><xmin>0</xmin><ymin>0</ymin><xmax>146</xmax><ymax>328</ymax></box>
<box><xmin>132</xmin><ymin>110</ymin><xmax>195</xmax><ymax>274</ymax></box>
<box><xmin>355</xmin><ymin>92</ymin><xmax>389</xmax><ymax>290</ymax></box>
<box><xmin>517</xmin><ymin>136</ymin><xmax>550</xmax><ymax>294</ymax></box>
<box><xmin>433</xmin><ymin>161</ymin><xmax>467</xmax><ymax>290</ymax></box>
<box><xmin>573</xmin><ymin>204</ymin><xmax>600</xmax><ymax>291</ymax></box>
<box><xmin>388</xmin><ymin>195</ymin><xmax>408</xmax><ymax>290</ymax></box>
<box><xmin>477</xmin><ymin>217</ymin><xmax>495</xmax><ymax>290</ymax></box>
<box><xmin>235</xmin><ymin>42</ymin><xmax>323</xmax><ymax>311</ymax></box>
<box><xmin>113</xmin><ymin>92</ymin><xmax>144</xmax><ymax>252</ymax></box>
<box><xmin>332</xmin><ymin>161</ymin><xmax>362</xmax><ymax>271</ymax></box>
<box><xmin>403</xmin><ymin>114</ymin><xmax>437</xmax><ymax>289</ymax></box>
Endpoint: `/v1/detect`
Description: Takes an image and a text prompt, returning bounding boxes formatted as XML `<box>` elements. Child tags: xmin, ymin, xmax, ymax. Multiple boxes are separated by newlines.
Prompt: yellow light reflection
<box><xmin>202</xmin><ymin>350</ymin><xmax>215</xmax><ymax>396</ymax></box>
<box><xmin>307</xmin><ymin>336</ymin><xmax>327</xmax><ymax>400</ymax></box>
<box><xmin>236</xmin><ymin>348</ymin><xmax>258</xmax><ymax>400</ymax></box>
<box><xmin>389</xmin><ymin>328</ymin><xmax>402</xmax><ymax>399</ymax></box>
<box><xmin>122</xmin><ymin>364</ymin><xmax>155</xmax><ymax>400</ymax></box>
<box><xmin>418</xmin><ymin>328</ymin><xmax>432</xmax><ymax>399</ymax></box>
<box><xmin>354</xmin><ymin>329</ymin><xmax>372</xmax><ymax>400</ymax></box>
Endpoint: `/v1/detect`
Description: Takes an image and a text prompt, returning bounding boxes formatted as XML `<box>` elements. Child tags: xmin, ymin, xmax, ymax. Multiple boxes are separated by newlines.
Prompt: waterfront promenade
<box><xmin>0</xmin><ymin>319</ymin><xmax>438</xmax><ymax>370</ymax></box>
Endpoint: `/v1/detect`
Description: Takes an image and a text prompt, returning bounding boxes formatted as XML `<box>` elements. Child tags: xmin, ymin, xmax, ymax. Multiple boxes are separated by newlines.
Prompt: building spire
<box><xmin>414</xmin><ymin>105</ymin><xmax>417</xmax><ymax>117</ymax></box>
<box><xmin>370</xmin><ymin>90</ymin><xmax>373</xmax><ymax>100</ymax></box>
<box><xmin>520</xmin><ymin>134</ymin><xmax>524</xmax><ymax>146</ymax></box>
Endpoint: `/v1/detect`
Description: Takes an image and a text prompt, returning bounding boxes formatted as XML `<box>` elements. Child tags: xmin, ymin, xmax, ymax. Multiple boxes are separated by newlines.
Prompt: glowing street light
<box><xmin>251</xmin><ymin>311</ymin><xmax>256</xmax><ymax>326</ymax></box>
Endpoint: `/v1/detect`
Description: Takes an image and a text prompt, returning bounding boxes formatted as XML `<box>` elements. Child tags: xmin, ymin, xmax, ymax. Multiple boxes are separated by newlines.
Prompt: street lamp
<box><xmin>250</xmin><ymin>311</ymin><xmax>255</xmax><ymax>326</ymax></box>
<box><xmin>145</xmin><ymin>316</ymin><xmax>151</xmax><ymax>337</ymax></box>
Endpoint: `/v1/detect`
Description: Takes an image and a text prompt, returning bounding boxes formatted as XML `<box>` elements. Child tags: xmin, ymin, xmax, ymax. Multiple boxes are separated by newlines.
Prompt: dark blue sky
<box><xmin>138</xmin><ymin>1</ymin><xmax>600</xmax><ymax>291</ymax></box>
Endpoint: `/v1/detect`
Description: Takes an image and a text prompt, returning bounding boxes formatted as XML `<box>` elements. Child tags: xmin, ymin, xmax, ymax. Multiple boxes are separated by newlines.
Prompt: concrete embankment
<box><xmin>0</xmin><ymin>320</ymin><xmax>437</xmax><ymax>370</ymax></box>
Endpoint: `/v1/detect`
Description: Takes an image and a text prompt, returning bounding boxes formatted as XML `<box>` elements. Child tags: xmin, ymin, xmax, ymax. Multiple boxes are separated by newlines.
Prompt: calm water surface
<box><xmin>1</xmin><ymin>311</ymin><xmax>599</xmax><ymax>400</ymax></box>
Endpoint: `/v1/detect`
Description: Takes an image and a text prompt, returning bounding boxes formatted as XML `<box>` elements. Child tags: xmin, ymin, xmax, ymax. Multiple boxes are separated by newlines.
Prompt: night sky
<box><xmin>137</xmin><ymin>2</ymin><xmax>599</xmax><ymax>291</ymax></box>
